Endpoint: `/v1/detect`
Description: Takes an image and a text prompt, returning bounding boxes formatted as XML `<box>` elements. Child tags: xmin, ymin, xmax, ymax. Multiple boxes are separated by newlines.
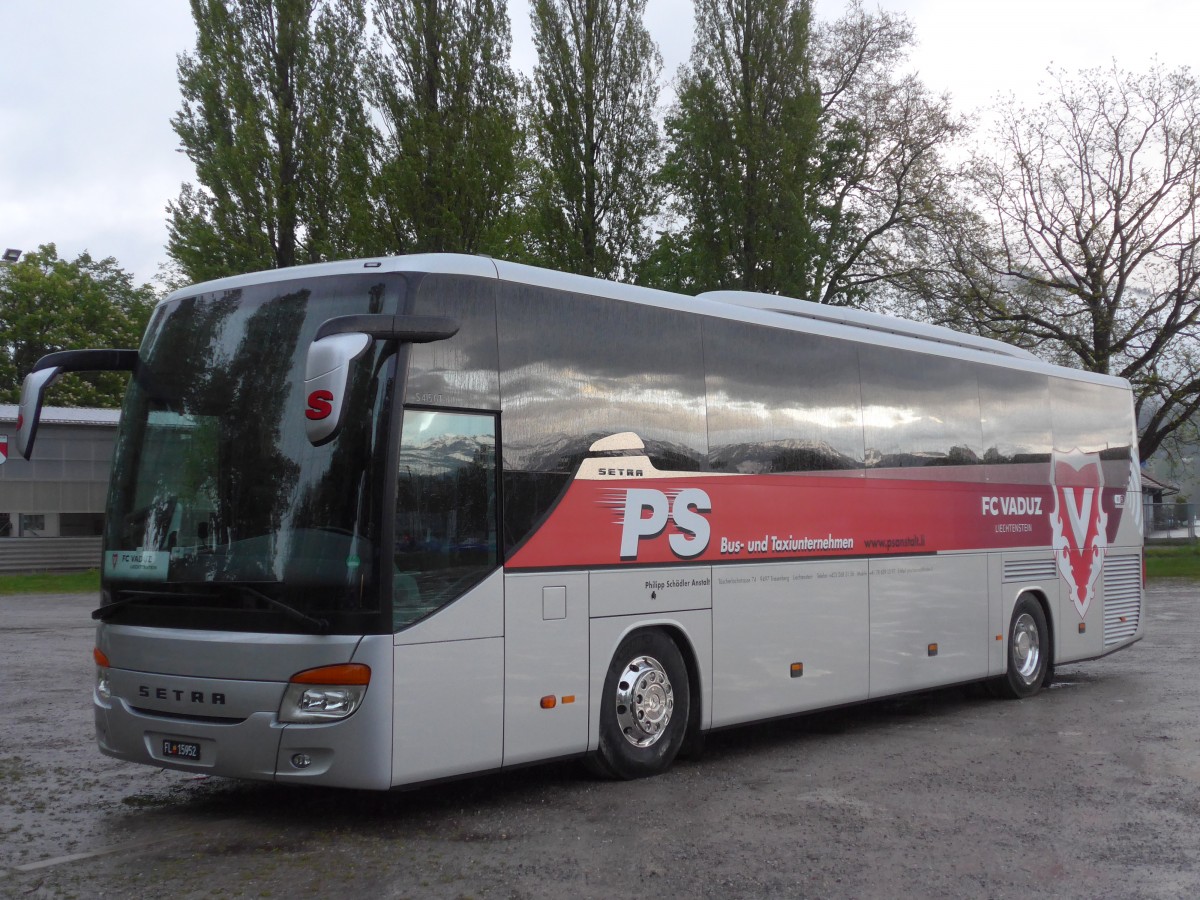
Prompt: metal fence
<box><xmin>0</xmin><ymin>536</ymin><xmax>103</xmax><ymax>573</ymax></box>
<box><xmin>1145</xmin><ymin>502</ymin><xmax>1198</xmax><ymax>543</ymax></box>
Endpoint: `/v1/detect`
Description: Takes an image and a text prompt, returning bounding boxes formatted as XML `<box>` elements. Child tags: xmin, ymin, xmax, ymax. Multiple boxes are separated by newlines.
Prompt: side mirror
<box><xmin>16</xmin><ymin>367</ymin><xmax>61</xmax><ymax>460</ymax></box>
<box><xmin>16</xmin><ymin>349</ymin><xmax>138</xmax><ymax>459</ymax></box>
<box><xmin>304</xmin><ymin>313</ymin><xmax>459</xmax><ymax>446</ymax></box>
<box><xmin>303</xmin><ymin>333</ymin><xmax>372</xmax><ymax>445</ymax></box>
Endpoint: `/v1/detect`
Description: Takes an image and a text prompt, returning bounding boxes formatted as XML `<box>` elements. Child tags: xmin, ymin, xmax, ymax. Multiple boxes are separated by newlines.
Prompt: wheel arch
<box><xmin>589</xmin><ymin>615</ymin><xmax>711</xmax><ymax>756</ymax></box>
<box><xmin>656</xmin><ymin>623</ymin><xmax>705</xmax><ymax>753</ymax></box>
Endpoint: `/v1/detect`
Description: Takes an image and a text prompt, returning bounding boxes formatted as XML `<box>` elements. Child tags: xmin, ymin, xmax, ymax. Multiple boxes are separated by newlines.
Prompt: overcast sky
<box><xmin>2</xmin><ymin>0</ymin><xmax>1197</xmax><ymax>287</ymax></box>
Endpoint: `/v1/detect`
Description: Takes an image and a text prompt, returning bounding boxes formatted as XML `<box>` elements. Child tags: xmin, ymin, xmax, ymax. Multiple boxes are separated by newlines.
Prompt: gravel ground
<box><xmin>2</xmin><ymin>579</ymin><xmax>1199</xmax><ymax>899</ymax></box>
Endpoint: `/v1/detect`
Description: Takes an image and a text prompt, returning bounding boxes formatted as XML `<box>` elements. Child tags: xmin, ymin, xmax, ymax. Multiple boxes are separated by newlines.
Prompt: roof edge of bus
<box><xmin>695</xmin><ymin>290</ymin><xmax>1037</xmax><ymax>362</ymax></box>
<box><xmin>162</xmin><ymin>253</ymin><xmax>500</xmax><ymax>301</ymax></box>
<box><xmin>160</xmin><ymin>253</ymin><xmax>1128</xmax><ymax>388</ymax></box>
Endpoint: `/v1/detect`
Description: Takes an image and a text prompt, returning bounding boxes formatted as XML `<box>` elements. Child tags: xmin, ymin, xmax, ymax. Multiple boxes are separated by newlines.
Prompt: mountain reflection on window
<box><xmin>393</xmin><ymin>411</ymin><xmax>498</xmax><ymax>630</ymax></box>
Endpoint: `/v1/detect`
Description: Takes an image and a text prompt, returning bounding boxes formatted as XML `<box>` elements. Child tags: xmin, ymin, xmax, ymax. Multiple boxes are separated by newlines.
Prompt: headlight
<box><xmin>94</xmin><ymin>647</ymin><xmax>112</xmax><ymax>701</ymax></box>
<box><xmin>278</xmin><ymin>663</ymin><xmax>370</xmax><ymax>724</ymax></box>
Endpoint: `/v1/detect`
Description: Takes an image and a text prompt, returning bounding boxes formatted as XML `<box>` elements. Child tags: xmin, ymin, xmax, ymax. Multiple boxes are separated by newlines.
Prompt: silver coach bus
<box><xmin>16</xmin><ymin>254</ymin><xmax>1143</xmax><ymax>789</ymax></box>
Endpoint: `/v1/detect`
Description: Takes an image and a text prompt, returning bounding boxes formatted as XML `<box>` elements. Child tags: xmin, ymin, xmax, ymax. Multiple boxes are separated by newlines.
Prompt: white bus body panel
<box><xmin>502</xmin><ymin>572</ymin><xmax>590</xmax><ymax>766</ymax></box>
<box><xmin>868</xmin><ymin>553</ymin><xmax>989</xmax><ymax>697</ymax></box>
<box><xmin>590</xmin><ymin>566</ymin><xmax>713</xmax><ymax>619</ymax></box>
<box><xmin>586</xmin><ymin>566</ymin><xmax>714</xmax><ymax>741</ymax></box>
<box><xmin>712</xmin><ymin>559</ymin><xmax>868</xmax><ymax>727</ymax></box>
<box><xmin>278</xmin><ymin>633</ymin><xmax>394</xmax><ymax>788</ymax></box>
<box><xmin>391</xmin><ymin>572</ymin><xmax>504</xmax><ymax>785</ymax></box>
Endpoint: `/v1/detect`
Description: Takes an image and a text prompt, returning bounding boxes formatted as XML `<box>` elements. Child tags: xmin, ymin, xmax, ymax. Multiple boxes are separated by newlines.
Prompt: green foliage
<box><xmin>169</xmin><ymin>0</ymin><xmax>378</xmax><ymax>283</ymax></box>
<box><xmin>0</xmin><ymin>245</ymin><xmax>155</xmax><ymax>406</ymax></box>
<box><xmin>654</xmin><ymin>0</ymin><xmax>963</xmax><ymax>303</ymax></box>
<box><xmin>368</xmin><ymin>0</ymin><xmax>522</xmax><ymax>255</ymax></box>
<box><xmin>525</xmin><ymin>0</ymin><xmax>663</xmax><ymax>279</ymax></box>
<box><xmin>656</xmin><ymin>0</ymin><xmax>821</xmax><ymax>295</ymax></box>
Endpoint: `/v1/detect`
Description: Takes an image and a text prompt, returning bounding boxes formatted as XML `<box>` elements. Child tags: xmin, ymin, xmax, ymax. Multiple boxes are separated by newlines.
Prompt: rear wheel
<box><xmin>591</xmin><ymin>630</ymin><xmax>690</xmax><ymax>780</ymax></box>
<box><xmin>994</xmin><ymin>595</ymin><xmax>1050</xmax><ymax>699</ymax></box>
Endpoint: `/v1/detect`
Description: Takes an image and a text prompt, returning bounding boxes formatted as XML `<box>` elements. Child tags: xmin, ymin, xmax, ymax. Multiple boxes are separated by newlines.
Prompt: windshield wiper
<box><xmin>93</xmin><ymin>586</ymin><xmax>330</xmax><ymax>634</ymax></box>
<box><xmin>92</xmin><ymin>590</ymin><xmax>209</xmax><ymax>620</ymax></box>
<box><xmin>233</xmin><ymin>584</ymin><xmax>329</xmax><ymax>635</ymax></box>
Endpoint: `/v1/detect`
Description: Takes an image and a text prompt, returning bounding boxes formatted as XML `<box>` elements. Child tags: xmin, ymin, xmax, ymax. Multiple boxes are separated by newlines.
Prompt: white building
<box><xmin>0</xmin><ymin>404</ymin><xmax>119</xmax><ymax>538</ymax></box>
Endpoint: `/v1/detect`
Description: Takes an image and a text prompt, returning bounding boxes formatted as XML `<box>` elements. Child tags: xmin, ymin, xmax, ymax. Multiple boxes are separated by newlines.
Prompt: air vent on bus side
<box><xmin>1103</xmin><ymin>555</ymin><xmax>1142</xmax><ymax>647</ymax></box>
<box><xmin>1002</xmin><ymin>558</ymin><xmax>1057</xmax><ymax>582</ymax></box>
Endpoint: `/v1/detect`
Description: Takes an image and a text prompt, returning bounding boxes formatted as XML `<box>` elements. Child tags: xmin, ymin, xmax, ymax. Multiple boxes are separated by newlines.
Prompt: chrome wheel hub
<box><xmin>614</xmin><ymin>655</ymin><xmax>674</xmax><ymax>748</ymax></box>
<box><xmin>1013</xmin><ymin>612</ymin><xmax>1041</xmax><ymax>684</ymax></box>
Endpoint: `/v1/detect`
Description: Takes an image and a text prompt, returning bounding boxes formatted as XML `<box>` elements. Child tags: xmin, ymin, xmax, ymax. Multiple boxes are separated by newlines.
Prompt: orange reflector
<box><xmin>94</xmin><ymin>648</ymin><xmax>110</xmax><ymax>668</ymax></box>
<box><xmin>790</xmin><ymin>662</ymin><xmax>803</xmax><ymax>678</ymax></box>
<box><xmin>1078</xmin><ymin>623</ymin><xmax>1086</xmax><ymax>634</ymax></box>
<box><xmin>562</xmin><ymin>695</ymin><xmax>576</xmax><ymax>704</ymax></box>
<box><xmin>927</xmin><ymin>643</ymin><xmax>938</xmax><ymax>657</ymax></box>
<box><xmin>540</xmin><ymin>695</ymin><xmax>557</xmax><ymax>709</ymax></box>
<box><xmin>290</xmin><ymin>663</ymin><xmax>370</xmax><ymax>685</ymax></box>
<box><xmin>995</xmin><ymin>634</ymin><xmax>1003</xmax><ymax>641</ymax></box>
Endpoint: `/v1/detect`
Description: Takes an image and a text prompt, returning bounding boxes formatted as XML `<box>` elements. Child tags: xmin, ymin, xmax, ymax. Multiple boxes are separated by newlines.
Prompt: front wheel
<box><xmin>994</xmin><ymin>595</ymin><xmax>1050</xmax><ymax>699</ymax></box>
<box><xmin>590</xmin><ymin>630</ymin><xmax>690</xmax><ymax>780</ymax></box>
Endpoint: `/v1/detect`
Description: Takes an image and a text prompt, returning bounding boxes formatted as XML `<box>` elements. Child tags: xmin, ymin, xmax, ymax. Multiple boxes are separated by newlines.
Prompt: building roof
<box><xmin>0</xmin><ymin>404</ymin><xmax>121</xmax><ymax>427</ymax></box>
<box><xmin>1141</xmin><ymin>470</ymin><xmax>1178</xmax><ymax>496</ymax></box>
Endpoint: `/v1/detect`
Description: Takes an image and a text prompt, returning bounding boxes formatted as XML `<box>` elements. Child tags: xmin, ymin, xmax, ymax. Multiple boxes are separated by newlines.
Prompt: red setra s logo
<box><xmin>305</xmin><ymin>389</ymin><xmax>334</xmax><ymax>421</ymax></box>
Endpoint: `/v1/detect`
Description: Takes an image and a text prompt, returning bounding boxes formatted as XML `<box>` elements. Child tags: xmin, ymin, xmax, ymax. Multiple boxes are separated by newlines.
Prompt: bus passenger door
<box><xmin>391</xmin><ymin>409</ymin><xmax>504</xmax><ymax>785</ymax></box>
<box><xmin>502</xmin><ymin>572</ymin><xmax>589</xmax><ymax>766</ymax></box>
<box><xmin>392</xmin><ymin>575</ymin><xmax>505</xmax><ymax>785</ymax></box>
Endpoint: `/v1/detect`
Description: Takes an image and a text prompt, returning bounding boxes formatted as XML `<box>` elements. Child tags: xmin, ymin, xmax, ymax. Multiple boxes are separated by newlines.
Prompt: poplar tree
<box><xmin>168</xmin><ymin>0</ymin><xmax>376</xmax><ymax>283</ymax></box>
<box><xmin>653</xmin><ymin>0</ymin><xmax>821</xmax><ymax>295</ymax></box>
<box><xmin>369</xmin><ymin>0</ymin><xmax>522</xmax><ymax>254</ymax></box>
<box><xmin>526</xmin><ymin>0</ymin><xmax>663</xmax><ymax>279</ymax></box>
<box><xmin>655</xmin><ymin>0</ymin><xmax>961</xmax><ymax>304</ymax></box>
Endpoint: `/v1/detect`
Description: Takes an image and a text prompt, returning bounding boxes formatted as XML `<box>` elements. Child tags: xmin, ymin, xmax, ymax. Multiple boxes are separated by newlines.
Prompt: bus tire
<box><xmin>995</xmin><ymin>595</ymin><xmax>1049</xmax><ymax>699</ymax></box>
<box><xmin>592</xmin><ymin>630</ymin><xmax>690</xmax><ymax>780</ymax></box>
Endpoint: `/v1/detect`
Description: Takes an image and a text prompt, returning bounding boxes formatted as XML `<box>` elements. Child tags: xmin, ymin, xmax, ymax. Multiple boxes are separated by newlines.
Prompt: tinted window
<box><xmin>859</xmin><ymin>345</ymin><xmax>982</xmax><ymax>476</ymax></box>
<box><xmin>101</xmin><ymin>274</ymin><xmax>399</xmax><ymax>634</ymax></box>
<box><xmin>394</xmin><ymin>410</ymin><xmax>498</xmax><ymax>630</ymax></box>
<box><xmin>405</xmin><ymin>274</ymin><xmax>500</xmax><ymax>410</ymax></box>
<box><xmin>1051</xmin><ymin>377</ymin><xmax>1137</xmax><ymax>485</ymax></box>
<box><xmin>978</xmin><ymin>366</ymin><xmax>1052</xmax><ymax>484</ymax></box>
<box><xmin>497</xmin><ymin>283</ymin><xmax>706</xmax><ymax>548</ymax></box>
<box><xmin>705</xmin><ymin>319</ymin><xmax>865</xmax><ymax>473</ymax></box>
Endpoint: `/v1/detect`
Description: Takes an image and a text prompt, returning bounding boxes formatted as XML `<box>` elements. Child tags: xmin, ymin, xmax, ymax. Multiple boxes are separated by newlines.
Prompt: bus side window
<box><xmin>393</xmin><ymin>410</ymin><xmax>499</xmax><ymax>630</ymax></box>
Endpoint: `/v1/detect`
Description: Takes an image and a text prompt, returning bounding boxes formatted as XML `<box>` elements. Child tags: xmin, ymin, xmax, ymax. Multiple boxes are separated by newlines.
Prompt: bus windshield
<box><xmin>101</xmin><ymin>274</ymin><xmax>401</xmax><ymax>634</ymax></box>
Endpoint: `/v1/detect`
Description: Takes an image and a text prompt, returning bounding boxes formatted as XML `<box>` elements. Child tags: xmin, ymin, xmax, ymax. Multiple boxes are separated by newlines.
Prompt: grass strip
<box><xmin>0</xmin><ymin>570</ymin><xmax>100</xmax><ymax>596</ymax></box>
